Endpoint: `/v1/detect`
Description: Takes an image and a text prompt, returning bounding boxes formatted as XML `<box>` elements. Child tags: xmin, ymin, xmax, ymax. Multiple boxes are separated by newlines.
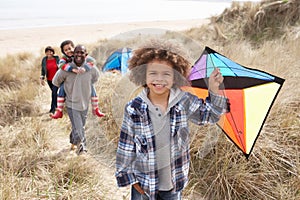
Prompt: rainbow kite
<box><xmin>187</xmin><ymin>47</ymin><xmax>285</xmax><ymax>158</ymax></box>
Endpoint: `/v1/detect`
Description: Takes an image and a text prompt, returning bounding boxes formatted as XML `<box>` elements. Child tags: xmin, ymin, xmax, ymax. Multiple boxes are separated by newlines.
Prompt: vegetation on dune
<box><xmin>215</xmin><ymin>0</ymin><xmax>300</xmax><ymax>42</ymax></box>
<box><xmin>0</xmin><ymin>53</ymin><xmax>39</xmax><ymax>127</ymax></box>
<box><xmin>0</xmin><ymin>0</ymin><xmax>299</xmax><ymax>199</ymax></box>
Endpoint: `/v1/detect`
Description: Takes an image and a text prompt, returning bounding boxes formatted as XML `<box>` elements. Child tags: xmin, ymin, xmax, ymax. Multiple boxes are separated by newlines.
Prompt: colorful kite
<box><xmin>187</xmin><ymin>46</ymin><xmax>285</xmax><ymax>158</ymax></box>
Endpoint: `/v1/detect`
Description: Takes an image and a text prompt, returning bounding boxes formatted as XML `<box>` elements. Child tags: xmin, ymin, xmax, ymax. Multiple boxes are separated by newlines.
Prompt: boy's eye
<box><xmin>148</xmin><ymin>72</ymin><xmax>157</xmax><ymax>75</ymax></box>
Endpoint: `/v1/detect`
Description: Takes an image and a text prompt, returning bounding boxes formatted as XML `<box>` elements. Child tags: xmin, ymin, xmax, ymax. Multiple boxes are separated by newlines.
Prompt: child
<box><xmin>115</xmin><ymin>40</ymin><xmax>229</xmax><ymax>200</ymax></box>
<box><xmin>50</xmin><ymin>40</ymin><xmax>105</xmax><ymax>119</ymax></box>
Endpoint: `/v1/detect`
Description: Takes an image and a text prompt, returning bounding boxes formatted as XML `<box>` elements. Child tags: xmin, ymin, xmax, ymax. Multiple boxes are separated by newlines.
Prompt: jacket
<box><xmin>115</xmin><ymin>88</ymin><xmax>229</xmax><ymax>199</ymax></box>
<box><xmin>40</xmin><ymin>55</ymin><xmax>60</xmax><ymax>79</ymax></box>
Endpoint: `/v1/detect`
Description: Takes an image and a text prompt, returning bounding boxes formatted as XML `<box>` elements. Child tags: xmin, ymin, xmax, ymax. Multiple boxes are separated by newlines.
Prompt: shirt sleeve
<box><xmin>115</xmin><ymin>105</ymin><xmax>137</xmax><ymax>187</ymax></box>
<box><xmin>86</xmin><ymin>55</ymin><xmax>96</xmax><ymax>65</ymax></box>
<box><xmin>40</xmin><ymin>57</ymin><xmax>46</xmax><ymax>79</ymax></box>
<box><xmin>52</xmin><ymin>69</ymin><xmax>64</xmax><ymax>87</ymax></box>
<box><xmin>188</xmin><ymin>92</ymin><xmax>230</xmax><ymax>125</ymax></box>
<box><xmin>90</xmin><ymin>66</ymin><xmax>99</xmax><ymax>84</ymax></box>
<box><xmin>58</xmin><ymin>57</ymin><xmax>74</xmax><ymax>72</ymax></box>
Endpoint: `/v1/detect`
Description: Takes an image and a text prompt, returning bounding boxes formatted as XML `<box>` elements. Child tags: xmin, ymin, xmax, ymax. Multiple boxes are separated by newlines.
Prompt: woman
<box><xmin>40</xmin><ymin>46</ymin><xmax>59</xmax><ymax>114</ymax></box>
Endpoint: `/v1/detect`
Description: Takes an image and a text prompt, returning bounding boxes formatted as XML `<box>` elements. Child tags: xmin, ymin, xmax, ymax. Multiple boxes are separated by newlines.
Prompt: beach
<box><xmin>0</xmin><ymin>19</ymin><xmax>209</xmax><ymax>57</ymax></box>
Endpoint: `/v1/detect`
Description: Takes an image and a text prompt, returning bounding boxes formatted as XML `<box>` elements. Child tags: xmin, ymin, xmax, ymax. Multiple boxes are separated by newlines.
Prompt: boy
<box><xmin>115</xmin><ymin>40</ymin><xmax>229</xmax><ymax>199</ymax></box>
<box><xmin>50</xmin><ymin>40</ymin><xmax>104</xmax><ymax>119</ymax></box>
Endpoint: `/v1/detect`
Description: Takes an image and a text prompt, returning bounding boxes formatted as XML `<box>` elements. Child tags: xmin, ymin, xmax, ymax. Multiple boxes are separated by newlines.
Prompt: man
<box><xmin>52</xmin><ymin>45</ymin><xmax>100</xmax><ymax>155</ymax></box>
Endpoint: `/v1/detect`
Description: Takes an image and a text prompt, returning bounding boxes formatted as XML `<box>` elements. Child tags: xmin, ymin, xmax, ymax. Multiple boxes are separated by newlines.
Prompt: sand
<box><xmin>0</xmin><ymin>19</ymin><xmax>209</xmax><ymax>57</ymax></box>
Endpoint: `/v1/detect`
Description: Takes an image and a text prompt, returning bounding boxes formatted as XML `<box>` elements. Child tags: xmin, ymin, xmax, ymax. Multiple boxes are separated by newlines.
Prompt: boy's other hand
<box><xmin>72</xmin><ymin>68</ymin><xmax>79</xmax><ymax>74</ymax></box>
<box><xmin>78</xmin><ymin>67</ymin><xmax>86</xmax><ymax>74</ymax></box>
<box><xmin>133</xmin><ymin>183</ymin><xmax>145</xmax><ymax>195</ymax></box>
<box><xmin>209</xmin><ymin>68</ymin><xmax>223</xmax><ymax>94</ymax></box>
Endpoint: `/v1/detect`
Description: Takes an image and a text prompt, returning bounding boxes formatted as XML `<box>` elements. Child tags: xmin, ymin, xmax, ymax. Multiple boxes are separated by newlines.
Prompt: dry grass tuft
<box><xmin>0</xmin><ymin>53</ymin><xmax>40</xmax><ymax>127</ymax></box>
<box><xmin>92</xmin><ymin>72</ymin><xmax>138</xmax><ymax>143</ymax></box>
<box><xmin>0</xmin><ymin>83</ymin><xmax>39</xmax><ymax>126</ymax></box>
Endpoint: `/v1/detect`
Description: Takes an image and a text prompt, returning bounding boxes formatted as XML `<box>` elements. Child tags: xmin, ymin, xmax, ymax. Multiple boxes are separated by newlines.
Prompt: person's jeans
<box><xmin>131</xmin><ymin>185</ymin><xmax>181</xmax><ymax>200</ymax></box>
<box><xmin>47</xmin><ymin>80</ymin><xmax>58</xmax><ymax>113</ymax></box>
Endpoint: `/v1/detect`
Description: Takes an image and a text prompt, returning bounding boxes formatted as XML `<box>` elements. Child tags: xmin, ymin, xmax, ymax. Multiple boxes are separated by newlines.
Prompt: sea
<box><xmin>0</xmin><ymin>0</ymin><xmax>261</xmax><ymax>30</ymax></box>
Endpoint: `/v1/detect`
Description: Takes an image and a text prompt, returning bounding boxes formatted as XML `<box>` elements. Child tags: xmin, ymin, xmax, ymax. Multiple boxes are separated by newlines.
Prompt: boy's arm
<box><xmin>190</xmin><ymin>67</ymin><xmax>229</xmax><ymax>124</ymax></box>
<box><xmin>115</xmin><ymin>106</ymin><xmax>137</xmax><ymax>187</ymax></box>
<box><xmin>188</xmin><ymin>92</ymin><xmax>229</xmax><ymax>125</ymax></box>
<box><xmin>86</xmin><ymin>55</ymin><xmax>96</xmax><ymax>65</ymax></box>
<box><xmin>82</xmin><ymin>55</ymin><xmax>96</xmax><ymax>71</ymax></box>
<box><xmin>58</xmin><ymin>56</ymin><xmax>76</xmax><ymax>72</ymax></box>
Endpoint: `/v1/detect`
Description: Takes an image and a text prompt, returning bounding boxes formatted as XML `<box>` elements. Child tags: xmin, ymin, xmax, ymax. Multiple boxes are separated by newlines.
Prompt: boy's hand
<box><xmin>133</xmin><ymin>183</ymin><xmax>145</xmax><ymax>195</ymax></box>
<box><xmin>78</xmin><ymin>67</ymin><xmax>86</xmax><ymax>74</ymax></box>
<box><xmin>208</xmin><ymin>68</ymin><xmax>223</xmax><ymax>94</ymax></box>
<box><xmin>72</xmin><ymin>68</ymin><xmax>79</xmax><ymax>74</ymax></box>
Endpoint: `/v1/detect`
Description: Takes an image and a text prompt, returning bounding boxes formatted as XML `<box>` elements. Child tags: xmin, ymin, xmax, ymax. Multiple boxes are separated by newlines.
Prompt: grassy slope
<box><xmin>0</xmin><ymin>0</ymin><xmax>299</xmax><ymax>199</ymax></box>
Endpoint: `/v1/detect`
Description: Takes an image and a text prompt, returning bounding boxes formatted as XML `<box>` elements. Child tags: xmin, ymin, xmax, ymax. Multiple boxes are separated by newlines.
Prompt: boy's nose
<box><xmin>157</xmin><ymin>73</ymin><xmax>167</xmax><ymax>80</ymax></box>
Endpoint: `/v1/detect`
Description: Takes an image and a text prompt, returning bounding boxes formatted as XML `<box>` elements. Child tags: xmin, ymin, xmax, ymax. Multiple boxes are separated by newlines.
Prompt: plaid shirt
<box><xmin>115</xmin><ymin>89</ymin><xmax>229</xmax><ymax>199</ymax></box>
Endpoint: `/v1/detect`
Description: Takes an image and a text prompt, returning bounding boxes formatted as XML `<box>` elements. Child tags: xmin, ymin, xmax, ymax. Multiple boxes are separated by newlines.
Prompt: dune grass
<box><xmin>0</xmin><ymin>0</ymin><xmax>299</xmax><ymax>199</ymax></box>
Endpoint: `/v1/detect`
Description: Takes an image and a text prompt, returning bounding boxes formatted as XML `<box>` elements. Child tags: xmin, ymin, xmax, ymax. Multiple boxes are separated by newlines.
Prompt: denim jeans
<box><xmin>131</xmin><ymin>185</ymin><xmax>181</xmax><ymax>200</ymax></box>
<box><xmin>57</xmin><ymin>83</ymin><xmax>66</xmax><ymax>97</ymax></box>
<box><xmin>47</xmin><ymin>80</ymin><xmax>58</xmax><ymax>113</ymax></box>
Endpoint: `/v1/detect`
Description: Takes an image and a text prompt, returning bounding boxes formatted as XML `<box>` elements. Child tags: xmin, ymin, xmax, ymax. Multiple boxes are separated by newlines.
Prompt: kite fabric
<box><xmin>186</xmin><ymin>46</ymin><xmax>285</xmax><ymax>158</ymax></box>
<box><xmin>102</xmin><ymin>47</ymin><xmax>132</xmax><ymax>75</ymax></box>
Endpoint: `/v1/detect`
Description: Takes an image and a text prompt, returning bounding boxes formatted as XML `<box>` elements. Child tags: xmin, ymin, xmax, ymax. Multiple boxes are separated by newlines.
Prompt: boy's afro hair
<box><xmin>128</xmin><ymin>39</ymin><xmax>192</xmax><ymax>87</ymax></box>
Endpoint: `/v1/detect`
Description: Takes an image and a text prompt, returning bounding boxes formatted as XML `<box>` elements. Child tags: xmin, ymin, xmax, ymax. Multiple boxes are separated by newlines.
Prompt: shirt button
<box><xmin>156</xmin><ymin>108</ymin><xmax>159</xmax><ymax>111</ymax></box>
<box><xmin>158</xmin><ymin>114</ymin><xmax>161</xmax><ymax>117</ymax></box>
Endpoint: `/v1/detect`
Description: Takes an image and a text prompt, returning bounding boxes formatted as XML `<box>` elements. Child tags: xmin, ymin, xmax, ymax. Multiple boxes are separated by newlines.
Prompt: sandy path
<box><xmin>37</xmin><ymin>85</ymin><xmax>129</xmax><ymax>199</ymax></box>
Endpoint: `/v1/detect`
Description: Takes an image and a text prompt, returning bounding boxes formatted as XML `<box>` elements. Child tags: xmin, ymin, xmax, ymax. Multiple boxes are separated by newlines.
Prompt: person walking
<box><xmin>40</xmin><ymin>46</ymin><xmax>59</xmax><ymax>114</ymax></box>
<box><xmin>52</xmin><ymin>44</ymin><xmax>100</xmax><ymax>154</ymax></box>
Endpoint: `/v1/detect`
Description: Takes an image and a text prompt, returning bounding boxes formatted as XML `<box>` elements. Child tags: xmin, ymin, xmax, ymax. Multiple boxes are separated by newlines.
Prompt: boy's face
<box><xmin>73</xmin><ymin>45</ymin><xmax>87</xmax><ymax>66</ymax></box>
<box><xmin>146</xmin><ymin>60</ymin><xmax>174</xmax><ymax>96</ymax></box>
<box><xmin>63</xmin><ymin>43</ymin><xmax>74</xmax><ymax>57</ymax></box>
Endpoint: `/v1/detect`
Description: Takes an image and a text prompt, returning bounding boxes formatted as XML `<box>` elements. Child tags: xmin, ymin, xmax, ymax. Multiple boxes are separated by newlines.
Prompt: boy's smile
<box><xmin>63</xmin><ymin>43</ymin><xmax>74</xmax><ymax>57</ymax></box>
<box><xmin>146</xmin><ymin>60</ymin><xmax>174</xmax><ymax>97</ymax></box>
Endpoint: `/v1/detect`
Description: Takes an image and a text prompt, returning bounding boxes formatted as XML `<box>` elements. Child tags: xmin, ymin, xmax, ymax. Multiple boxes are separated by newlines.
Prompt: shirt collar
<box><xmin>139</xmin><ymin>87</ymin><xmax>184</xmax><ymax>110</ymax></box>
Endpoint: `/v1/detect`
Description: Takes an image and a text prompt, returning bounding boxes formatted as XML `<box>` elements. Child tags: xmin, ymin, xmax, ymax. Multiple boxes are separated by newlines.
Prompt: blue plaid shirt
<box><xmin>115</xmin><ymin>89</ymin><xmax>229</xmax><ymax>199</ymax></box>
